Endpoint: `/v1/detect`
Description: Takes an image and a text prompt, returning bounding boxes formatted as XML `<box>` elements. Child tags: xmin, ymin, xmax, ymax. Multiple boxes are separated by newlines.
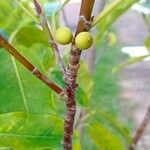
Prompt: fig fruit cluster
<box><xmin>55</xmin><ymin>26</ymin><xmax>72</xmax><ymax>45</ymax></box>
<box><xmin>55</xmin><ymin>26</ymin><xmax>93</xmax><ymax>50</ymax></box>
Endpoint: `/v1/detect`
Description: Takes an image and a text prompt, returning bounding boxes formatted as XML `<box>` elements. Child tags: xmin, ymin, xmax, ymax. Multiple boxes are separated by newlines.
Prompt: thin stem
<box><xmin>56</xmin><ymin>0</ymin><xmax>70</xmax><ymax>15</ymax></box>
<box><xmin>33</xmin><ymin>0</ymin><xmax>53</xmax><ymax>39</ymax></box>
<box><xmin>128</xmin><ymin>105</ymin><xmax>150</xmax><ymax>150</ymax></box>
<box><xmin>33</xmin><ymin>0</ymin><xmax>66</xmax><ymax>76</ymax></box>
<box><xmin>0</xmin><ymin>34</ymin><xmax>63</xmax><ymax>95</ymax></box>
<box><xmin>63</xmin><ymin>0</ymin><xmax>95</xmax><ymax>149</ymax></box>
<box><xmin>91</xmin><ymin>0</ymin><xmax>125</xmax><ymax>27</ymax></box>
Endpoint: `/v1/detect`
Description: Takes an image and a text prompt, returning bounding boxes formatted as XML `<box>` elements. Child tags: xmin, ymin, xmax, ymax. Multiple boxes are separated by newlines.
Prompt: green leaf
<box><xmin>14</xmin><ymin>26</ymin><xmax>48</xmax><ymax>47</ymax></box>
<box><xmin>73</xmin><ymin>131</ymin><xmax>81</xmax><ymax>150</ymax></box>
<box><xmin>92</xmin><ymin>47</ymin><xmax>121</xmax><ymax>115</ymax></box>
<box><xmin>14</xmin><ymin>0</ymin><xmax>39</xmax><ymax>23</ymax></box>
<box><xmin>96</xmin><ymin>0</ymin><xmax>139</xmax><ymax>41</ymax></box>
<box><xmin>0</xmin><ymin>112</ymin><xmax>63</xmax><ymax>149</ymax></box>
<box><xmin>0</xmin><ymin>2</ymin><xmax>14</xmax><ymax>27</ymax></box>
<box><xmin>4</xmin><ymin>7</ymin><xmax>31</xmax><ymax>33</ymax></box>
<box><xmin>30</xmin><ymin>44</ymin><xmax>55</xmax><ymax>71</ymax></box>
<box><xmin>145</xmin><ymin>36</ymin><xmax>150</xmax><ymax>51</ymax></box>
<box><xmin>77</xmin><ymin>61</ymin><xmax>93</xmax><ymax>100</ymax></box>
<box><xmin>95</xmin><ymin>110</ymin><xmax>131</xmax><ymax>143</ymax></box>
<box><xmin>76</xmin><ymin>61</ymin><xmax>93</xmax><ymax>107</ymax></box>
<box><xmin>88</xmin><ymin>123</ymin><xmax>125</xmax><ymax>150</ymax></box>
<box><xmin>49</xmin><ymin>68</ymin><xmax>65</xmax><ymax>89</ymax></box>
<box><xmin>0</xmin><ymin>1</ymin><xmax>32</xmax><ymax>34</ymax></box>
<box><xmin>0</xmin><ymin>45</ymin><xmax>55</xmax><ymax>114</ymax></box>
<box><xmin>76</xmin><ymin>87</ymin><xmax>89</xmax><ymax>107</ymax></box>
<box><xmin>112</xmin><ymin>55</ymin><xmax>150</xmax><ymax>73</ymax></box>
<box><xmin>0</xmin><ymin>2</ymin><xmax>55</xmax><ymax>114</ymax></box>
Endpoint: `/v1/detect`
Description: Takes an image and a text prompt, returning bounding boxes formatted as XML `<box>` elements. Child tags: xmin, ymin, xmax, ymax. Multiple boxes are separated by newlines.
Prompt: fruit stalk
<box><xmin>0</xmin><ymin>35</ymin><xmax>63</xmax><ymax>95</ymax></box>
<box><xmin>63</xmin><ymin>0</ymin><xmax>95</xmax><ymax>149</ymax></box>
<box><xmin>33</xmin><ymin>0</ymin><xmax>66</xmax><ymax>76</ymax></box>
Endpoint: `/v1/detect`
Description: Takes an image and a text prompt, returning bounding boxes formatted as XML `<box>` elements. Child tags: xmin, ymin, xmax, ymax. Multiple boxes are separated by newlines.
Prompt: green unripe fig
<box><xmin>55</xmin><ymin>26</ymin><xmax>72</xmax><ymax>45</ymax></box>
<box><xmin>75</xmin><ymin>32</ymin><xmax>93</xmax><ymax>50</ymax></box>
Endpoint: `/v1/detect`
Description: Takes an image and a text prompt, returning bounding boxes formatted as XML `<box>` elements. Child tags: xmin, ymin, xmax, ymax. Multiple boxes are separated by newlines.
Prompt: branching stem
<box><xmin>0</xmin><ymin>35</ymin><xmax>63</xmax><ymax>95</ymax></box>
<box><xmin>63</xmin><ymin>0</ymin><xmax>95</xmax><ymax>149</ymax></box>
<box><xmin>33</xmin><ymin>0</ymin><xmax>66</xmax><ymax>76</ymax></box>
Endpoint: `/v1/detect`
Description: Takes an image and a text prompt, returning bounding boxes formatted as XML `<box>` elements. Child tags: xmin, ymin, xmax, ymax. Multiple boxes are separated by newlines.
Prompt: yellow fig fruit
<box><xmin>75</xmin><ymin>32</ymin><xmax>93</xmax><ymax>50</ymax></box>
<box><xmin>55</xmin><ymin>26</ymin><xmax>72</xmax><ymax>45</ymax></box>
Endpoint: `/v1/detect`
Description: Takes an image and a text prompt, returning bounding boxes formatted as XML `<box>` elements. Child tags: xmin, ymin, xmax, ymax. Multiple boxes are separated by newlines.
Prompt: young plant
<box><xmin>0</xmin><ymin>0</ymin><xmax>147</xmax><ymax>150</ymax></box>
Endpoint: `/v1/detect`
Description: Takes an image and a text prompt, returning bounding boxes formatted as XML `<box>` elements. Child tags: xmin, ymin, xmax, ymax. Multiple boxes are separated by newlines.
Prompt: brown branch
<box><xmin>63</xmin><ymin>0</ymin><xmax>95</xmax><ymax>150</ymax></box>
<box><xmin>65</xmin><ymin>0</ymin><xmax>95</xmax><ymax>87</ymax></box>
<box><xmin>0</xmin><ymin>35</ymin><xmax>63</xmax><ymax>95</ymax></box>
<box><xmin>128</xmin><ymin>105</ymin><xmax>150</xmax><ymax>150</ymax></box>
<box><xmin>33</xmin><ymin>0</ymin><xmax>66</xmax><ymax>76</ymax></box>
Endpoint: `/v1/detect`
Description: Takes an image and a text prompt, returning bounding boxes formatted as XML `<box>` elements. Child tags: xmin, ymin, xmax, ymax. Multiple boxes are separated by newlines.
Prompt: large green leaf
<box><xmin>0</xmin><ymin>45</ymin><xmax>56</xmax><ymax>114</ymax></box>
<box><xmin>0</xmin><ymin>1</ymin><xmax>32</xmax><ymax>34</ymax></box>
<box><xmin>13</xmin><ymin>25</ymin><xmax>55</xmax><ymax>71</ymax></box>
<box><xmin>96</xmin><ymin>0</ymin><xmax>139</xmax><ymax>40</ymax></box>
<box><xmin>94</xmin><ymin>110</ymin><xmax>131</xmax><ymax>143</ymax></box>
<box><xmin>14</xmin><ymin>26</ymin><xmax>48</xmax><ymax>48</ymax></box>
<box><xmin>88</xmin><ymin>123</ymin><xmax>125</xmax><ymax>150</ymax></box>
<box><xmin>0</xmin><ymin>112</ymin><xmax>63</xmax><ymax>150</ymax></box>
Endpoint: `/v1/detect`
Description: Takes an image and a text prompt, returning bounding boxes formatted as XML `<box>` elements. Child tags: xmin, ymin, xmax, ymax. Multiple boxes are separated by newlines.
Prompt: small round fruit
<box><xmin>75</xmin><ymin>32</ymin><xmax>93</xmax><ymax>50</ymax></box>
<box><xmin>55</xmin><ymin>26</ymin><xmax>72</xmax><ymax>45</ymax></box>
